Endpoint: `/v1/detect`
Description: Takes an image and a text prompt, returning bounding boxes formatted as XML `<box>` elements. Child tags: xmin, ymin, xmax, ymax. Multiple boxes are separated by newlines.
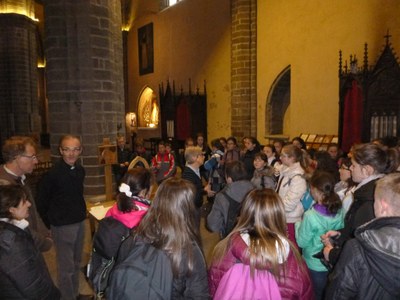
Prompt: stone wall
<box><xmin>44</xmin><ymin>0</ymin><xmax>125</xmax><ymax>195</ymax></box>
<box><xmin>0</xmin><ymin>13</ymin><xmax>40</xmax><ymax>144</ymax></box>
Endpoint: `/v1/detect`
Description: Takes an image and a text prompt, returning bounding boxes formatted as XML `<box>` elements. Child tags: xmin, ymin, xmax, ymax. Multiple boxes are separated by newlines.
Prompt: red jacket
<box><xmin>208</xmin><ymin>233</ymin><xmax>314</xmax><ymax>299</ymax></box>
<box><xmin>151</xmin><ymin>151</ymin><xmax>176</xmax><ymax>183</ymax></box>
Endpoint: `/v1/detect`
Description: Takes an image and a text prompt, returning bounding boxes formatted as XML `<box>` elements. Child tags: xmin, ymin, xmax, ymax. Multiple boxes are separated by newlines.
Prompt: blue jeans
<box><xmin>309</xmin><ymin>269</ymin><xmax>328</xmax><ymax>300</ymax></box>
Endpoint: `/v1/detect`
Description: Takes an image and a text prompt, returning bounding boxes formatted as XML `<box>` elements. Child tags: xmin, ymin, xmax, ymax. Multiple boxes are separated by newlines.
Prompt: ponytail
<box><xmin>352</xmin><ymin>143</ymin><xmax>392</xmax><ymax>174</ymax></box>
<box><xmin>310</xmin><ymin>171</ymin><xmax>342</xmax><ymax>214</ymax></box>
<box><xmin>322</xmin><ymin>191</ymin><xmax>342</xmax><ymax>215</ymax></box>
<box><xmin>282</xmin><ymin>144</ymin><xmax>308</xmax><ymax>170</ymax></box>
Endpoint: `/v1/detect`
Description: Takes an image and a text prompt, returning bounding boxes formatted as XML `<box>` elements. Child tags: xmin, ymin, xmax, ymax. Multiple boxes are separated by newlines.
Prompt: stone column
<box><xmin>0</xmin><ymin>0</ymin><xmax>40</xmax><ymax>145</ymax></box>
<box><xmin>44</xmin><ymin>0</ymin><xmax>125</xmax><ymax>196</ymax></box>
<box><xmin>231</xmin><ymin>0</ymin><xmax>257</xmax><ymax>138</ymax></box>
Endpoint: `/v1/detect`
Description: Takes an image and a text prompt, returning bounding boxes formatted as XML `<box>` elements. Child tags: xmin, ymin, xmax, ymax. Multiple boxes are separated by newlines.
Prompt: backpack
<box><xmin>300</xmin><ymin>186</ymin><xmax>314</xmax><ymax>211</ymax></box>
<box><xmin>280</xmin><ymin>173</ymin><xmax>311</xmax><ymax>210</ymax></box>
<box><xmin>106</xmin><ymin>236</ymin><xmax>173</xmax><ymax>300</ymax></box>
<box><xmin>214</xmin><ymin>263</ymin><xmax>282</xmax><ymax>300</ymax></box>
<box><xmin>87</xmin><ymin>217</ymin><xmax>130</xmax><ymax>298</ymax></box>
<box><xmin>222</xmin><ymin>191</ymin><xmax>242</xmax><ymax>238</ymax></box>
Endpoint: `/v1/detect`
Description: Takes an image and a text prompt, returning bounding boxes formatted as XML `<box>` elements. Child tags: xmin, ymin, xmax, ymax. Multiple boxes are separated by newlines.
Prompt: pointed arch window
<box><xmin>265</xmin><ymin>66</ymin><xmax>291</xmax><ymax>136</ymax></box>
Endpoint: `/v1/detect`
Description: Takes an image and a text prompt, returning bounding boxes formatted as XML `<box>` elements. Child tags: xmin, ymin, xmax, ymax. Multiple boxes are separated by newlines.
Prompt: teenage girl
<box><xmin>262</xmin><ymin>144</ymin><xmax>279</xmax><ymax>167</ymax></box>
<box><xmin>296</xmin><ymin>171</ymin><xmax>344</xmax><ymax>300</ymax></box>
<box><xmin>251</xmin><ymin>152</ymin><xmax>276</xmax><ymax>189</ymax></box>
<box><xmin>276</xmin><ymin>144</ymin><xmax>307</xmax><ymax>246</ymax></box>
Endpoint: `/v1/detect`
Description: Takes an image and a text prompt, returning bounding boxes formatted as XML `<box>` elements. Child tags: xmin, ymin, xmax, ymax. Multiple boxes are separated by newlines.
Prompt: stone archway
<box><xmin>265</xmin><ymin>66</ymin><xmax>291</xmax><ymax>135</ymax></box>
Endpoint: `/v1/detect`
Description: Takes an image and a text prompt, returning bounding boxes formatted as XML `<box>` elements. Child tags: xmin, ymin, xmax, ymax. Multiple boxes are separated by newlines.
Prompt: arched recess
<box><xmin>265</xmin><ymin>66</ymin><xmax>291</xmax><ymax>136</ymax></box>
<box><xmin>137</xmin><ymin>86</ymin><xmax>159</xmax><ymax>128</ymax></box>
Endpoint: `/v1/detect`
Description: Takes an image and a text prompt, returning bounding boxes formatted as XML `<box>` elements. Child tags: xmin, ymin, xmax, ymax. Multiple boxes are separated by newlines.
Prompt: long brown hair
<box><xmin>211</xmin><ymin>189</ymin><xmax>302</xmax><ymax>278</ymax></box>
<box><xmin>135</xmin><ymin>177</ymin><xmax>201</xmax><ymax>277</ymax></box>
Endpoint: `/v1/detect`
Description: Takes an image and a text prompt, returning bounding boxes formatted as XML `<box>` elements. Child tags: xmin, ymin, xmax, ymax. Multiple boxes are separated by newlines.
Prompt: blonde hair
<box><xmin>282</xmin><ymin>144</ymin><xmax>308</xmax><ymax>170</ymax></box>
<box><xmin>375</xmin><ymin>173</ymin><xmax>400</xmax><ymax>215</ymax></box>
<box><xmin>184</xmin><ymin>146</ymin><xmax>203</xmax><ymax>164</ymax></box>
<box><xmin>211</xmin><ymin>189</ymin><xmax>302</xmax><ymax>278</ymax></box>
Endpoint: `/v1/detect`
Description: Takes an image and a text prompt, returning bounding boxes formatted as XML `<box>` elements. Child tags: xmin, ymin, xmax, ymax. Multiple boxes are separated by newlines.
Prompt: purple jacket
<box><xmin>208</xmin><ymin>233</ymin><xmax>314</xmax><ymax>300</ymax></box>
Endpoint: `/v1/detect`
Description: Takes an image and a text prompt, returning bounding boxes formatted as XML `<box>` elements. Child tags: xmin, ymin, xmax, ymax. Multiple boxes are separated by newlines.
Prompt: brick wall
<box><xmin>231</xmin><ymin>0</ymin><xmax>257</xmax><ymax>139</ymax></box>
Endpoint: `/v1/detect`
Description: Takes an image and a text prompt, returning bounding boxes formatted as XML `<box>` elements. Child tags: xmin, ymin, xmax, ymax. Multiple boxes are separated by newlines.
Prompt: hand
<box><xmin>321</xmin><ymin>230</ymin><xmax>340</xmax><ymax>247</ymax></box>
<box><xmin>204</xmin><ymin>184</ymin><xmax>216</xmax><ymax>197</ymax></box>
<box><xmin>207</xmin><ymin>190</ymin><xmax>216</xmax><ymax>197</ymax></box>
<box><xmin>323</xmin><ymin>245</ymin><xmax>333</xmax><ymax>261</ymax></box>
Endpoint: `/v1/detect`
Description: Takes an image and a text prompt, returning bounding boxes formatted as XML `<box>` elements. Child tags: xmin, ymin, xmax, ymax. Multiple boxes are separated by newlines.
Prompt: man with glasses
<box><xmin>0</xmin><ymin>136</ymin><xmax>51</xmax><ymax>250</ymax></box>
<box><xmin>181</xmin><ymin>146</ymin><xmax>206</xmax><ymax>230</ymax></box>
<box><xmin>37</xmin><ymin>135</ymin><xmax>92</xmax><ymax>300</ymax></box>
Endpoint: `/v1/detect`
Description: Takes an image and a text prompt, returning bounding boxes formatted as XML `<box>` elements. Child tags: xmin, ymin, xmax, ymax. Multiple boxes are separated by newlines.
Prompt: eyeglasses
<box><xmin>61</xmin><ymin>147</ymin><xmax>82</xmax><ymax>153</ymax></box>
<box><xmin>20</xmin><ymin>154</ymin><xmax>38</xmax><ymax>160</ymax></box>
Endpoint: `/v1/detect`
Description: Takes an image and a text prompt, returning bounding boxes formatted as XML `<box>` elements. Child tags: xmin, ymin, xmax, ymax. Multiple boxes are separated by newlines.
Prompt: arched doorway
<box><xmin>265</xmin><ymin>66</ymin><xmax>291</xmax><ymax>136</ymax></box>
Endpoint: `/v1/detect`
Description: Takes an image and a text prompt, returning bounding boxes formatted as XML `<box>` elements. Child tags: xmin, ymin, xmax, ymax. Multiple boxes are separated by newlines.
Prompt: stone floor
<box><xmin>42</xmin><ymin>205</ymin><xmax>220</xmax><ymax>296</ymax></box>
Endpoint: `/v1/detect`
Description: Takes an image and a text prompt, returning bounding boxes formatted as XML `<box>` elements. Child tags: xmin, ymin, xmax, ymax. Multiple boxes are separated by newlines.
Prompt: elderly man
<box><xmin>325</xmin><ymin>173</ymin><xmax>400</xmax><ymax>299</ymax></box>
<box><xmin>181</xmin><ymin>146</ymin><xmax>205</xmax><ymax>230</ymax></box>
<box><xmin>0</xmin><ymin>136</ymin><xmax>48</xmax><ymax>240</ymax></box>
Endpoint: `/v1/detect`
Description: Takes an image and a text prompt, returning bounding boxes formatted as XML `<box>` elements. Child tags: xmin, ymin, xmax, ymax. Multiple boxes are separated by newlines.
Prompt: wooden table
<box><xmin>87</xmin><ymin>200</ymin><xmax>115</xmax><ymax>236</ymax></box>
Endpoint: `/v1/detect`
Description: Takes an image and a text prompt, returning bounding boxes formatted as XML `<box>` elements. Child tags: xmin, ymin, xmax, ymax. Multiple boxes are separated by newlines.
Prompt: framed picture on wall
<box><xmin>138</xmin><ymin>23</ymin><xmax>154</xmax><ymax>75</ymax></box>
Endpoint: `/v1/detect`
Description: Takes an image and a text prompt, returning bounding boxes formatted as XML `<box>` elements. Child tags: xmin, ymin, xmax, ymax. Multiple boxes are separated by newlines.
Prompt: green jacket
<box><xmin>295</xmin><ymin>206</ymin><xmax>344</xmax><ymax>271</ymax></box>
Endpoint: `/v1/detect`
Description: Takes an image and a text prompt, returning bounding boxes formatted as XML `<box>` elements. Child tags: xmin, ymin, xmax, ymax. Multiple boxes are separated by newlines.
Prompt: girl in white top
<box><xmin>276</xmin><ymin>144</ymin><xmax>307</xmax><ymax>246</ymax></box>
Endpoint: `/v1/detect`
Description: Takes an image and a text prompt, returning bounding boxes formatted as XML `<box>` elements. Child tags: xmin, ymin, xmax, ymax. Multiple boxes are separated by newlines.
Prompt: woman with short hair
<box><xmin>0</xmin><ymin>185</ymin><xmax>60</xmax><ymax>299</ymax></box>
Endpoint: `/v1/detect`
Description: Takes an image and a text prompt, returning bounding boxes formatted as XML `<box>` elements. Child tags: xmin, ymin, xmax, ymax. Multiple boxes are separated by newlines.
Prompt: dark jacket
<box><xmin>0</xmin><ymin>221</ymin><xmax>60</xmax><ymax>299</ymax></box>
<box><xmin>112</xmin><ymin>147</ymin><xmax>133</xmax><ymax>176</ymax></box>
<box><xmin>36</xmin><ymin>159</ymin><xmax>86</xmax><ymax>228</ymax></box>
<box><xmin>0</xmin><ymin>166</ymin><xmax>51</xmax><ymax>252</ymax></box>
<box><xmin>241</xmin><ymin>147</ymin><xmax>260</xmax><ymax>180</ymax></box>
<box><xmin>326</xmin><ymin>217</ymin><xmax>400</xmax><ymax>299</ymax></box>
<box><xmin>0</xmin><ymin>166</ymin><xmax>40</xmax><ymax>231</ymax></box>
<box><xmin>111</xmin><ymin>236</ymin><xmax>210</xmax><ymax>299</ymax></box>
<box><xmin>181</xmin><ymin>166</ymin><xmax>204</xmax><ymax>208</ymax></box>
<box><xmin>208</xmin><ymin>233</ymin><xmax>313</xmax><ymax>299</ymax></box>
<box><xmin>207</xmin><ymin>180</ymin><xmax>254</xmax><ymax>235</ymax></box>
<box><xmin>328</xmin><ymin>178</ymin><xmax>377</xmax><ymax>264</ymax></box>
<box><xmin>172</xmin><ymin>241</ymin><xmax>210</xmax><ymax>299</ymax></box>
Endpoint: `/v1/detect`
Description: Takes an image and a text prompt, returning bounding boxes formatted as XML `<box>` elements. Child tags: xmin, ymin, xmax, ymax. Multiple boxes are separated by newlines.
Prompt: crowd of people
<box><xmin>1</xmin><ymin>133</ymin><xmax>400</xmax><ymax>299</ymax></box>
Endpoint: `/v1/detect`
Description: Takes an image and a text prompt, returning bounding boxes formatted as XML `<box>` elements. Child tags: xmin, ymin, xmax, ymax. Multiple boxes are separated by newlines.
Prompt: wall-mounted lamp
<box><xmin>125</xmin><ymin>112</ymin><xmax>137</xmax><ymax>148</ymax></box>
<box><xmin>125</xmin><ymin>112</ymin><xmax>137</xmax><ymax>131</ymax></box>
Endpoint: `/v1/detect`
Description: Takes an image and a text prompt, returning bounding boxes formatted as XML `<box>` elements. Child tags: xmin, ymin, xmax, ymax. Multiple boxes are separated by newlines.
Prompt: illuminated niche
<box><xmin>138</xmin><ymin>87</ymin><xmax>159</xmax><ymax>128</ymax></box>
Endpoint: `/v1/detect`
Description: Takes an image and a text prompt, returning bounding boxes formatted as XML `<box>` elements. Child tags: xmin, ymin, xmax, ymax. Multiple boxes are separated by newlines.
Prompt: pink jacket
<box><xmin>208</xmin><ymin>233</ymin><xmax>314</xmax><ymax>300</ymax></box>
<box><xmin>105</xmin><ymin>200</ymin><xmax>149</xmax><ymax>229</ymax></box>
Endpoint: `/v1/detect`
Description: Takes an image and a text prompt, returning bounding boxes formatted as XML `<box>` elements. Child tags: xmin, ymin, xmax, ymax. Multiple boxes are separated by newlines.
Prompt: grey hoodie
<box><xmin>207</xmin><ymin>180</ymin><xmax>254</xmax><ymax>235</ymax></box>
